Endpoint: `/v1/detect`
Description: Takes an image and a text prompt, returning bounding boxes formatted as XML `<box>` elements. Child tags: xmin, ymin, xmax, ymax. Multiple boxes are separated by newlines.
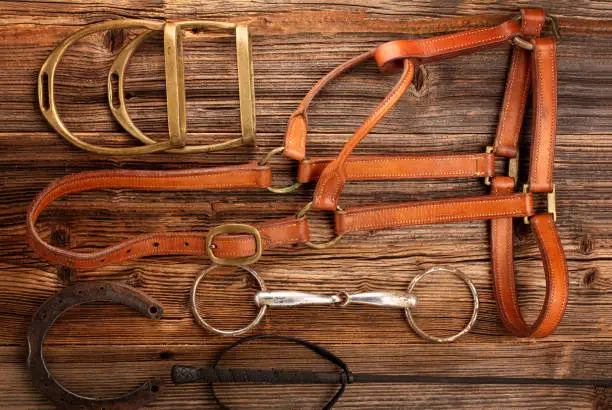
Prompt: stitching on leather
<box><xmin>422</xmin><ymin>26</ymin><xmax>508</xmax><ymax>55</ymax></box>
<box><xmin>495</xmin><ymin>49</ymin><xmax>521</xmax><ymax>153</ymax></box>
<box><xmin>318</xmin><ymin>63</ymin><xmax>414</xmax><ymax>206</ymax></box>
<box><xmin>342</xmin><ymin>196</ymin><xmax>529</xmax><ymax>231</ymax></box>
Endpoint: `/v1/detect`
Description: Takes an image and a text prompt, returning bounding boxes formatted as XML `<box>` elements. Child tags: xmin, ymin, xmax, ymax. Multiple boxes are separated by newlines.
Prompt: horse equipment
<box><xmin>27</xmin><ymin>281</ymin><xmax>164</xmax><ymax>409</ymax></box>
<box><xmin>173</xmin><ymin>334</ymin><xmax>612</xmax><ymax>410</ymax></box>
<box><xmin>190</xmin><ymin>265</ymin><xmax>478</xmax><ymax>342</ymax></box>
<box><xmin>28</xmin><ymin>9</ymin><xmax>567</xmax><ymax>338</ymax></box>
<box><xmin>39</xmin><ymin>20</ymin><xmax>255</xmax><ymax>154</ymax></box>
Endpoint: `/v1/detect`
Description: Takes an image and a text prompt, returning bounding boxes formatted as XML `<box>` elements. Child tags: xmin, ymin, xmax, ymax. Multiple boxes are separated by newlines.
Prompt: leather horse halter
<box><xmin>28</xmin><ymin>9</ymin><xmax>566</xmax><ymax>338</ymax></box>
<box><xmin>27</xmin><ymin>281</ymin><xmax>164</xmax><ymax>409</ymax></box>
<box><xmin>39</xmin><ymin>20</ymin><xmax>256</xmax><ymax>154</ymax></box>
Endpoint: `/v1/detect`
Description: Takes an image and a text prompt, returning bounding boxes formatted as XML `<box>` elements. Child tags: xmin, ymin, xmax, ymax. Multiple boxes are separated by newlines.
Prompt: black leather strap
<box><xmin>209</xmin><ymin>334</ymin><xmax>352</xmax><ymax>410</ymax></box>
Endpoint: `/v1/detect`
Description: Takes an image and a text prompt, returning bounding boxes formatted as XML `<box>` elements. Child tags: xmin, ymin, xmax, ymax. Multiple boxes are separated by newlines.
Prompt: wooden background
<box><xmin>1</xmin><ymin>0</ymin><xmax>611</xmax><ymax>408</ymax></box>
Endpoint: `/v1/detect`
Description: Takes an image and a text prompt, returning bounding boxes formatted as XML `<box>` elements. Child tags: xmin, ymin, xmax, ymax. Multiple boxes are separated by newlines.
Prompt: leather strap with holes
<box><xmin>26</xmin><ymin>165</ymin><xmax>309</xmax><ymax>271</ymax></box>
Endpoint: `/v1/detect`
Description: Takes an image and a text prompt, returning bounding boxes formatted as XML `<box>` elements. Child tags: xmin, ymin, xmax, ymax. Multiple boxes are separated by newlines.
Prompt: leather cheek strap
<box><xmin>311</xmin><ymin>59</ymin><xmax>415</xmax><ymax>211</ymax></box>
<box><xmin>529</xmin><ymin>37</ymin><xmax>557</xmax><ymax>193</ymax></box>
<box><xmin>374</xmin><ymin>20</ymin><xmax>521</xmax><ymax>73</ymax></box>
<box><xmin>283</xmin><ymin>49</ymin><xmax>376</xmax><ymax>161</ymax></box>
<box><xmin>490</xmin><ymin>177</ymin><xmax>568</xmax><ymax>337</ymax></box>
<box><xmin>493</xmin><ymin>8</ymin><xmax>545</xmax><ymax>158</ymax></box>
<box><xmin>26</xmin><ymin>166</ymin><xmax>311</xmax><ymax>271</ymax></box>
<box><xmin>334</xmin><ymin>193</ymin><xmax>534</xmax><ymax>234</ymax></box>
<box><xmin>297</xmin><ymin>153</ymin><xmax>495</xmax><ymax>183</ymax></box>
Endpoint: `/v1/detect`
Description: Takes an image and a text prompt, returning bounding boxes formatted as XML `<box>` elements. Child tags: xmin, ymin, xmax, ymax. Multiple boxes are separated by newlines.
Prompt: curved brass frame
<box><xmin>39</xmin><ymin>19</ymin><xmax>257</xmax><ymax>155</ymax></box>
<box><xmin>108</xmin><ymin>20</ymin><xmax>256</xmax><ymax>153</ymax></box>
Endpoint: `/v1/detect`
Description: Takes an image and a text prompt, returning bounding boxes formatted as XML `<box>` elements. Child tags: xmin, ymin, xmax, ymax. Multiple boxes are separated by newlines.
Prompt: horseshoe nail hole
<box><xmin>126</xmin><ymin>249</ymin><xmax>131</xmax><ymax>254</ymax></box>
<box><xmin>583</xmin><ymin>268</ymin><xmax>600</xmax><ymax>288</ymax></box>
<box><xmin>110</xmin><ymin>73</ymin><xmax>120</xmax><ymax>108</ymax></box>
<box><xmin>185</xmin><ymin>242</ymin><xmax>189</xmax><ymax>247</ymax></box>
<box><xmin>153</xmin><ymin>242</ymin><xmax>159</xmax><ymax>247</ymax></box>
<box><xmin>151</xmin><ymin>384</ymin><xmax>160</xmax><ymax>393</ymax></box>
<box><xmin>159</xmin><ymin>351</ymin><xmax>173</xmax><ymax>360</ymax></box>
<box><xmin>149</xmin><ymin>306</ymin><xmax>159</xmax><ymax>315</ymax></box>
<box><xmin>41</xmin><ymin>72</ymin><xmax>50</xmax><ymax>110</ymax></box>
<box><xmin>99</xmin><ymin>286</ymin><xmax>105</xmax><ymax>291</ymax></box>
<box><xmin>100</xmin><ymin>259</ymin><xmax>105</xmax><ymax>263</ymax></box>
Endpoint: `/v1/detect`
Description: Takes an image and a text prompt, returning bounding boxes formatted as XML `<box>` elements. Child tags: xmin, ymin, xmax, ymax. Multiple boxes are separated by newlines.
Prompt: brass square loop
<box><xmin>205</xmin><ymin>224</ymin><xmax>262</xmax><ymax>266</ymax></box>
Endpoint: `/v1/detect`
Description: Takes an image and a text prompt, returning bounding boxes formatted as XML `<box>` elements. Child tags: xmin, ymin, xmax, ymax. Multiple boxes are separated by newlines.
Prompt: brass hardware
<box><xmin>512</xmin><ymin>14</ymin><xmax>561</xmax><ymax>51</ymax></box>
<box><xmin>484</xmin><ymin>146</ymin><xmax>519</xmax><ymax>186</ymax></box>
<box><xmin>508</xmin><ymin>152</ymin><xmax>520</xmax><ymax>182</ymax></box>
<box><xmin>40</xmin><ymin>19</ymin><xmax>257</xmax><ymax>155</ymax></box>
<box><xmin>258</xmin><ymin>146</ymin><xmax>303</xmax><ymax>194</ymax></box>
<box><xmin>206</xmin><ymin>224</ymin><xmax>262</xmax><ymax>266</ymax></box>
<box><xmin>522</xmin><ymin>184</ymin><xmax>556</xmax><ymax>224</ymax></box>
<box><xmin>296</xmin><ymin>202</ymin><xmax>344</xmax><ymax>249</ymax></box>
<box><xmin>512</xmin><ymin>36</ymin><xmax>534</xmax><ymax>51</ymax></box>
<box><xmin>107</xmin><ymin>20</ymin><xmax>257</xmax><ymax>154</ymax></box>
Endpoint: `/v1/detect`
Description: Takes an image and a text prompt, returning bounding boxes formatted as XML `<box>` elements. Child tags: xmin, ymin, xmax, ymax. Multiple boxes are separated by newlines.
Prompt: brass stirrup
<box><xmin>39</xmin><ymin>19</ymin><xmax>256</xmax><ymax>155</ymax></box>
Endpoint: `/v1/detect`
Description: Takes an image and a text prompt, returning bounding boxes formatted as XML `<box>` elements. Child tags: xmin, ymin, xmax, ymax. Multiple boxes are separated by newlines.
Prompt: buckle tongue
<box><xmin>206</xmin><ymin>224</ymin><xmax>262</xmax><ymax>266</ymax></box>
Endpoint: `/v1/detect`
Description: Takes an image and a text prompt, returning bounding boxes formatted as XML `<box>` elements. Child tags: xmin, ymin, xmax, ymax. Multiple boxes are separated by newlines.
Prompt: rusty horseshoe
<box><xmin>27</xmin><ymin>281</ymin><xmax>164</xmax><ymax>410</ymax></box>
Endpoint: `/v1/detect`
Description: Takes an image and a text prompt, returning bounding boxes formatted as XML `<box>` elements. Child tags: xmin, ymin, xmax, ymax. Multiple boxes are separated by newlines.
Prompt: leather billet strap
<box><xmin>311</xmin><ymin>59</ymin><xmax>415</xmax><ymax>210</ymax></box>
<box><xmin>283</xmin><ymin>49</ymin><xmax>375</xmax><ymax>161</ymax></box>
<box><xmin>334</xmin><ymin>193</ymin><xmax>534</xmax><ymax>234</ymax></box>
<box><xmin>490</xmin><ymin>177</ymin><xmax>567</xmax><ymax>337</ymax></box>
<box><xmin>26</xmin><ymin>166</ymin><xmax>309</xmax><ymax>271</ymax></box>
<box><xmin>374</xmin><ymin>20</ymin><xmax>521</xmax><ymax>73</ymax></box>
<box><xmin>297</xmin><ymin>152</ymin><xmax>495</xmax><ymax>183</ymax></box>
<box><xmin>40</xmin><ymin>19</ymin><xmax>256</xmax><ymax>155</ymax></box>
<box><xmin>528</xmin><ymin>37</ymin><xmax>557</xmax><ymax>193</ymax></box>
<box><xmin>493</xmin><ymin>8</ymin><xmax>546</xmax><ymax>158</ymax></box>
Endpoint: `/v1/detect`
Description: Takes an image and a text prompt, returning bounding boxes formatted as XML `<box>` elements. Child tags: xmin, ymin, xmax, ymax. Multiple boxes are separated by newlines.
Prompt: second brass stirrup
<box><xmin>38</xmin><ymin>19</ymin><xmax>256</xmax><ymax>155</ymax></box>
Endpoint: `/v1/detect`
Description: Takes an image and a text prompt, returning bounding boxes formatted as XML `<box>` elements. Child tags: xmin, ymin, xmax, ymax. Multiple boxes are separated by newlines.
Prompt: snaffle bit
<box><xmin>191</xmin><ymin>266</ymin><xmax>479</xmax><ymax>343</ymax></box>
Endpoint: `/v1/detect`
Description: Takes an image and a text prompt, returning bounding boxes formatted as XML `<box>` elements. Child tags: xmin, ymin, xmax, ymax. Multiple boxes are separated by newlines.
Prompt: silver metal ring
<box><xmin>405</xmin><ymin>267</ymin><xmax>479</xmax><ymax>343</ymax></box>
<box><xmin>191</xmin><ymin>264</ymin><xmax>267</xmax><ymax>336</ymax></box>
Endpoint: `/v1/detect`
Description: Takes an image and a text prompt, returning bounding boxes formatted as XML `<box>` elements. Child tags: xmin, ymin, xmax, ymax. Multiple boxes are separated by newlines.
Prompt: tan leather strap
<box><xmin>26</xmin><ymin>165</ymin><xmax>310</xmax><ymax>271</ymax></box>
<box><xmin>529</xmin><ymin>37</ymin><xmax>557</xmax><ymax>193</ymax></box>
<box><xmin>490</xmin><ymin>177</ymin><xmax>568</xmax><ymax>337</ymax></box>
<box><xmin>312</xmin><ymin>59</ymin><xmax>415</xmax><ymax>210</ymax></box>
<box><xmin>374</xmin><ymin>20</ymin><xmax>521</xmax><ymax>73</ymax></box>
<box><xmin>493</xmin><ymin>9</ymin><xmax>545</xmax><ymax>158</ymax></box>
<box><xmin>334</xmin><ymin>193</ymin><xmax>533</xmax><ymax>234</ymax></box>
<box><xmin>283</xmin><ymin>50</ymin><xmax>376</xmax><ymax>161</ymax></box>
<box><xmin>297</xmin><ymin>153</ymin><xmax>495</xmax><ymax>183</ymax></box>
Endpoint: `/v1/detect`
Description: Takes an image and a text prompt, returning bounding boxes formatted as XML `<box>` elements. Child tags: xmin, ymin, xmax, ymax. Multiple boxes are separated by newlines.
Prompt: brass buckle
<box><xmin>258</xmin><ymin>146</ymin><xmax>303</xmax><ymax>194</ymax></box>
<box><xmin>206</xmin><ymin>224</ymin><xmax>262</xmax><ymax>266</ymax></box>
<box><xmin>512</xmin><ymin>15</ymin><xmax>561</xmax><ymax>51</ymax></box>
<box><xmin>484</xmin><ymin>146</ymin><xmax>519</xmax><ymax>186</ymax></box>
<box><xmin>40</xmin><ymin>19</ymin><xmax>256</xmax><ymax>155</ymax></box>
<box><xmin>296</xmin><ymin>202</ymin><xmax>344</xmax><ymax>249</ymax></box>
<box><xmin>522</xmin><ymin>184</ymin><xmax>556</xmax><ymax>224</ymax></box>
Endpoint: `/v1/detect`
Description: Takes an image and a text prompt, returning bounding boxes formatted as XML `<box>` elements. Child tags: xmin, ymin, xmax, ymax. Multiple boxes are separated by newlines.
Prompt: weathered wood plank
<box><xmin>0</xmin><ymin>24</ymin><xmax>611</xmax><ymax>134</ymax></box>
<box><xmin>1</xmin><ymin>1</ymin><xmax>611</xmax><ymax>408</ymax></box>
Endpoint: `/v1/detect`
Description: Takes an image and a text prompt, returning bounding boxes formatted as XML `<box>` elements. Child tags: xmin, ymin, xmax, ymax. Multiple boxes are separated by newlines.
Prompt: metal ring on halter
<box><xmin>258</xmin><ymin>146</ymin><xmax>303</xmax><ymax>194</ymax></box>
<box><xmin>512</xmin><ymin>14</ymin><xmax>561</xmax><ymax>51</ymax></box>
<box><xmin>296</xmin><ymin>201</ymin><xmax>344</xmax><ymax>249</ymax></box>
<box><xmin>404</xmin><ymin>267</ymin><xmax>479</xmax><ymax>343</ymax></box>
<box><xmin>191</xmin><ymin>264</ymin><xmax>268</xmax><ymax>336</ymax></box>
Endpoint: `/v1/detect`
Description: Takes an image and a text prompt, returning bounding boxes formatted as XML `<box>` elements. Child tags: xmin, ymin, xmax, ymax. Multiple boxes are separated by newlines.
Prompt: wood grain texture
<box><xmin>1</xmin><ymin>0</ymin><xmax>611</xmax><ymax>409</ymax></box>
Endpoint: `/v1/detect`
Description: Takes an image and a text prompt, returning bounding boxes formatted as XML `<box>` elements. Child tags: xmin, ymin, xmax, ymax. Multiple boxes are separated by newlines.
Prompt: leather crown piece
<box><xmin>28</xmin><ymin>9</ymin><xmax>566</xmax><ymax>338</ymax></box>
<box><xmin>39</xmin><ymin>20</ymin><xmax>256</xmax><ymax>155</ymax></box>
